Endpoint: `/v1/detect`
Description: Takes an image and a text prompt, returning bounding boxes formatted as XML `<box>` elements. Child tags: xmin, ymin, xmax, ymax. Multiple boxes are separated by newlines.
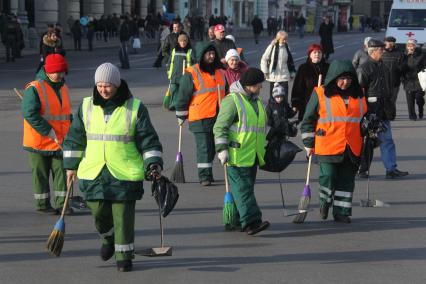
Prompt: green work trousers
<box><xmin>86</xmin><ymin>200</ymin><xmax>136</xmax><ymax>261</ymax></box>
<box><xmin>227</xmin><ymin>165</ymin><xmax>262</xmax><ymax>229</ymax></box>
<box><xmin>193</xmin><ymin>131</ymin><xmax>215</xmax><ymax>182</ymax></box>
<box><xmin>318</xmin><ymin>158</ymin><xmax>358</xmax><ymax>216</ymax></box>
<box><xmin>28</xmin><ymin>152</ymin><xmax>66</xmax><ymax>210</ymax></box>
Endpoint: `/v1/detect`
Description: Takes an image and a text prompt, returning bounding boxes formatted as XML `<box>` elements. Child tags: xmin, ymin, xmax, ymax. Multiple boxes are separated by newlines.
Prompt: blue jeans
<box><xmin>378</xmin><ymin>120</ymin><xmax>397</xmax><ymax>171</ymax></box>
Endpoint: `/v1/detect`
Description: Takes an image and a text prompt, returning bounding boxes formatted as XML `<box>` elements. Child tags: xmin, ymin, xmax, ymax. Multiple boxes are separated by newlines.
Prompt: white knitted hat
<box><xmin>225</xmin><ymin>49</ymin><xmax>240</xmax><ymax>62</ymax></box>
<box><xmin>95</xmin><ymin>63</ymin><xmax>121</xmax><ymax>87</ymax></box>
<box><xmin>272</xmin><ymin>82</ymin><xmax>286</xmax><ymax>98</ymax></box>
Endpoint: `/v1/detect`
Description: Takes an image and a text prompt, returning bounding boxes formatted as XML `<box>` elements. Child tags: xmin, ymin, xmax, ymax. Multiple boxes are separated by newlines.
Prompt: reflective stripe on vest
<box><xmin>23</xmin><ymin>80</ymin><xmax>71</xmax><ymax>151</ymax></box>
<box><xmin>77</xmin><ymin>97</ymin><xmax>145</xmax><ymax>181</ymax></box>
<box><xmin>314</xmin><ymin>86</ymin><xmax>367</xmax><ymax>157</ymax></box>
<box><xmin>187</xmin><ymin>64</ymin><xmax>226</xmax><ymax>122</ymax></box>
<box><xmin>168</xmin><ymin>48</ymin><xmax>192</xmax><ymax>79</ymax></box>
<box><xmin>228</xmin><ymin>92</ymin><xmax>267</xmax><ymax>167</ymax></box>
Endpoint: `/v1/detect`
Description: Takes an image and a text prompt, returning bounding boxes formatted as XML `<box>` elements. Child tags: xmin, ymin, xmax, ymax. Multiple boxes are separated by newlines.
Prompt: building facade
<box><xmin>352</xmin><ymin>0</ymin><xmax>393</xmax><ymax>26</ymax></box>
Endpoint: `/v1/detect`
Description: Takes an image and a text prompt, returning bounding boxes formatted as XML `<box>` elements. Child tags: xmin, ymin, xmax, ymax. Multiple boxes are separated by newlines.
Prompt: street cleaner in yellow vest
<box><xmin>22</xmin><ymin>54</ymin><xmax>71</xmax><ymax>214</ymax></box>
<box><xmin>300</xmin><ymin>60</ymin><xmax>367</xmax><ymax>223</ymax></box>
<box><xmin>174</xmin><ymin>41</ymin><xmax>226</xmax><ymax>186</ymax></box>
<box><xmin>63</xmin><ymin>63</ymin><xmax>163</xmax><ymax>272</ymax></box>
<box><xmin>213</xmin><ymin>68</ymin><xmax>270</xmax><ymax>235</ymax></box>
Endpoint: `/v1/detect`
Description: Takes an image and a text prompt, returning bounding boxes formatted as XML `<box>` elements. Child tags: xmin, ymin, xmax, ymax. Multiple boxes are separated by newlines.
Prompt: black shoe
<box><xmin>54</xmin><ymin>206</ymin><xmax>74</xmax><ymax>215</ymax></box>
<box><xmin>36</xmin><ymin>205</ymin><xmax>56</xmax><ymax>214</ymax></box>
<box><xmin>320</xmin><ymin>204</ymin><xmax>330</xmax><ymax>220</ymax></box>
<box><xmin>333</xmin><ymin>214</ymin><xmax>351</xmax><ymax>223</ymax></box>
<box><xmin>386</xmin><ymin>169</ymin><xmax>409</xmax><ymax>179</ymax></box>
<box><xmin>245</xmin><ymin>221</ymin><xmax>270</xmax><ymax>235</ymax></box>
<box><xmin>358</xmin><ymin>171</ymin><xmax>369</xmax><ymax>179</ymax></box>
<box><xmin>100</xmin><ymin>244</ymin><xmax>115</xmax><ymax>261</ymax></box>
<box><xmin>117</xmin><ymin>260</ymin><xmax>132</xmax><ymax>272</ymax></box>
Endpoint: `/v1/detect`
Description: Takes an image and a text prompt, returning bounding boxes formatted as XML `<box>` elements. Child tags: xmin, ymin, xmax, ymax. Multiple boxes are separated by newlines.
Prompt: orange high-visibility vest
<box><xmin>314</xmin><ymin>86</ymin><xmax>367</xmax><ymax>157</ymax></box>
<box><xmin>237</xmin><ymin>47</ymin><xmax>243</xmax><ymax>55</ymax></box>
<box><xmin>23</xmin><ymin>80</ymin><xmax>71</xmax><ymax>151</ymax></box>
<box><xmin>186</xmin><ymin>64</ymin><xmax>226</xmax><ymax>122</ymax></box>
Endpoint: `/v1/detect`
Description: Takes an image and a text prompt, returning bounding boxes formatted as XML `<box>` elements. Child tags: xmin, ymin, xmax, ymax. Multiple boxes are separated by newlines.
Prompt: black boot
<box><xmin>117</xmin><ymin>259</ymin><xmax>132</xmax><ymax>272</ymax></box>
<box><xmin>386</xmin><ymin>169</ymin><xmax>409</xmax><ymax>179</ymax></box>
<box><xmin>100</xmin><ymin>244</ymin><xmax>115</xmax><ymax>261</ymax></box>
<box><xmin>320</xmin><ymin>203</ymin><xmax>330</xmax><ymax>220</ymax></box>
<box><xmin>333</xmin><ymin>214</ymin><xmax>351</xmax><ymax>223</ymax></box>
<box><xmin>245</xmin><ymin>221</ymin><xmax>270</xmax><ymax>235</ymax></box>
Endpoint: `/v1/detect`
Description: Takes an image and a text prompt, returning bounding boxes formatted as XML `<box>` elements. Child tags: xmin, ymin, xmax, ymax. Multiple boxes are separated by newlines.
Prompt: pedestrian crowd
<box><xmin>13</xmin><ymin>12</ymin><xmax>424</xmax><ymax>273</ymax></box>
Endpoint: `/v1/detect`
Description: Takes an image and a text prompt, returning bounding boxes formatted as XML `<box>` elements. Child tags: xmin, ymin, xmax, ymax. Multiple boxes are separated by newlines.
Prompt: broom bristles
<box><xmin>222</xmin><ymin>202</ymin><xmax>238</xmax><ymax>226</ymax></box>
<box><xmin>46</xmin><ymin>230</ymin><xmax>64</xmax><ymax>257</ymax></box>
<box><xmin>170</xmin><ymin>159</ymin><xmax>185</xmax><ymax>183</ymax></box>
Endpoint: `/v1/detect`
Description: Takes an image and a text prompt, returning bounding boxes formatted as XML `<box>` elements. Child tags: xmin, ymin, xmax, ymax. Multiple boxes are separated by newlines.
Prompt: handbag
<box><xmin>132</xmin><ymin>37</ymin><xmax>141</xmax><ymax>49</ymax></box>
<box><xmin>417</xmin><ymin>69</ymin><xmax>426</xmax><ymax>91</ymax></box>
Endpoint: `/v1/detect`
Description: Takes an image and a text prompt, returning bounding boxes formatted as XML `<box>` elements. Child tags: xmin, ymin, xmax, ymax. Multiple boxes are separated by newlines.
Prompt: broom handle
<box><xmin>14</xmin><ymin>88</ymin><xmax>63</xmax><ymax>150</ymax></box>
<box><xmin>317</xmin><ymin>74</ymin><xmax>322</xmax><ymax>87</ymax></box>
<box><xmin>224</xmin><ymin>164</ymin><xmax>230</xmax><ymax>193</ymax></box>
<box><xmin>178</xmin><ymin>124</ymin><xmax>182</xmax><ymax>153</ymax></box>
<box><xmin>217</xmin><ymin>84</ymin><xmax>221</xmax><ymax>106</ymax></box>
<box><xmin>305</xmin><ymin>155</ymin><xmax>312</xmax><ymax>186</ymax></box>
<box><xmin>60</xmin><ymin>179</ymin><xmax>73</xmax><ymax>218</ymax></box>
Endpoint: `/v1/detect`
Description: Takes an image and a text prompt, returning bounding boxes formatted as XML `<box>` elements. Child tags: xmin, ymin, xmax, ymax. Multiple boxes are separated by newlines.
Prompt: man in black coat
<box><xmin>357</xmin><ymin>39</ymin><xmax>409</xmax><ymax>179</ymax></box>
<box><xmin>382</xmin><ymin>36</ymin><xmax>404</xmax><ymax>107</ymax></box>
<box><xmin>212</xmin><ymin>24</ymin><xmax>236</xmax><ymax>67</ymax></box>
<box><xmin>2</xmin><ymin>14</ymin><xmax>19</xmax><ymax>62</ymax></box>
<box><xmin>319</xmin><ymin>17</ymin><xmax>334</xmax><ymax>60</ymax></box>
<box><xmin>162</xmin><ymin>20</ymin><xmax>188</xmax><ymax>63</ymax></box>
<box><xmin>251</xmin><ymin>15</ymin><xmax>263</xmax><ymax>44</ymax></box>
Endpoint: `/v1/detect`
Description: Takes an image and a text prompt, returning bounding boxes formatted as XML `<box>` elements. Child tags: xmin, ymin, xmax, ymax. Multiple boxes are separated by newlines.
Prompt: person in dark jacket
<box><xmin>291</xmin><ymin>44</ymin><xmax>329</xmax><ymax>121</ymax></box>
<box><xmin>251</xmin><ymin>15</ymin><xmax>263</xmax><ymax>44</ymax></box>
<box><xmin>382</xmin><ymin>36</ymin><xmax>404</xmax><ymax>107</ymax></box>
<box><xmin>401</xmin><ymin>39</ymin><xmax>425</xmax><ymax>120</ymax></box>
<box><xmin>2</xmin><ymin>14</ymin><xmax>19</xmax><ymax>62</ymax></box>
<box><xmin>87</xmin><ymin>20</ymin><xmax>95</xmax><ymax>51</ymax></box>
<box><xmin>119</xmin><ymin>17</ymin><xmax>130</xmax><ymax>69</ymax></box>
<box><xmin>162</xmin><ymin>20</ymin><xmax>188</xmax><ymax>63</ymax></box>
<box><xmin>212</xmin><ymin>24</ymin><xmax>237</xmax><ymax>67</ymax></box>
<box><xmin>357</xmin><ymin>39</ymin><xmax>409</xmax><ymax>179</ymax></box>
<box><xmin>63</xmin><ymin>63</ymin><xmax>163</xmax><ymax>272</ymax></box>
<box><xmin>319</xmin><ymin>16</ymin><xmax>334</xmax><ymax>60</ymax></box>
<box><xmin>266</xmin><ymin>82</ymin><xmax>297</xmax><ymax>143</ymax></box>
<box><xmin>71</xmin><ymin>20</ymin><xmax>82</xmax><ymax>51</ymax></box>
<box><xmin>352</xmin><ymin>37</ymin><xmax>371</xmax><ymax>69</ymax></box>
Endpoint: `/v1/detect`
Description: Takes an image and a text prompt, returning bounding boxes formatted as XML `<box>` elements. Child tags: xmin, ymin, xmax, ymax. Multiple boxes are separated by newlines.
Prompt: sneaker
<box><xmin>245</xmin><ymin>221</ymin><xmax>270</xmax><ymax>235</ymax></box>
<box><xmin>100</xmin><ymin>244</ymin><xmax>115</xmax><ymax>261</ymax></box>
<box><xmin>358</xmin><ymin>171</ymin><xmax>369</xmax><ymax>179</ymax></box>
<box><xmin>386</xmin><ymin>169</ymin><xmax>409</xmax><ymax>179</ymax></box>
<box><xmin>333</xmin><ymin>214</ymin><xmax>351</xmax><ymax>223</ymax></box>
<box><xmin>319</xmin><ymin>204</ymin><xmax>330</xmax><ymax>220</ymax></box>
<box><xmin>200</xmin><ymin>180</ymin><xmax>211</xmax><ymax>186</ymax></box>
<box><xmin>117</xmin><ymin>259</ymin><xmax>132</xmax><ymax>272</ymax></box>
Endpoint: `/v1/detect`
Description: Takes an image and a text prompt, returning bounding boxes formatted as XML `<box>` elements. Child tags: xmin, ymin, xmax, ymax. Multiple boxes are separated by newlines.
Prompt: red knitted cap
<box><xmin>44</xmin><ymin>54</ymin><xmax>68</xmax><ymax>74</ymax></box>
<box><xmin>307</xmin><ymin>44</ymin><xmax>323</xmax><ymax>56</ymax></box>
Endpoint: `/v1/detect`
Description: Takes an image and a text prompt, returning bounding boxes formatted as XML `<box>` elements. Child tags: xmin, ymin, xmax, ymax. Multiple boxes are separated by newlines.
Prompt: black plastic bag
<box><xmin>151</xmin><ymin>176</ymin><xmax>179</xmax><ymax>217</ymax></box>
<box><xmin>260</xmin><ymin>139</ymin><xmax>302</xmax><ymax>173</ymax></box>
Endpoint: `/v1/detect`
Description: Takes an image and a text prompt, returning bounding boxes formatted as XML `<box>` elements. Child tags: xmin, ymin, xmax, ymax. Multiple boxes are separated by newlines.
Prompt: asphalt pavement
<box><xmin>0</xmin><ymin>32</ymin><xmax>426</xmax><ymax>284</ymax></box>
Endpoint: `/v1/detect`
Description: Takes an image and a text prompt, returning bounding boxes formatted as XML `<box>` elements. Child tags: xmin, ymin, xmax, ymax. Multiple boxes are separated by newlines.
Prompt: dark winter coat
<box><xmin>41</xmin><ymin>34</ymin><xmax>65</xmax><ymax>60</ymax></box>
<box><xmin>266</xmin><ymin>98</ymin><xmax>296</xmax><ymax>142</ymax></box>
<box><xmin>251</xmin><ymin>17</ymin><xmax>263</xmax><ymax>34</ymax></box>
<box><xmin>401</xmin><ymin>49</ymin><xmax>425</xmax><ymax>92</ymax></box>
<box><xmin>319</xmin><ymin>22</ymin><xmax>334</xmax><ymax>55</ymax></box>
<box><xmin>71</xmin><ymin>22</ymin><xmax>82</xmax><ymax>39</ymax></box>
<box><xmin>357</xmin><ymin>57</ymin><xmax>395</xmax><ymax>121</ymax></box>
<box><xmin>381</xmin><ymin>46</ymin><xmax>404</xmax><ymax>87</ymax></box>
<box><xmin>352</xmin><ymin>48</ymin><xmax>369</xmax><ymax>70</ymax></box>
<box><xmin>63</xmin><ymin>80</ymin><xmax>163</xmax><ymax>201</ymax></box>
<box><xmin>213</xmin><ymin>38</ymin><xmax>237</xmax><ymax>61</ymax></box>
<box><xmin>119</xmin><ymin>20</ymin><xmax>130</xmax><ymax>42</ymax></box>
<box><xmin>162</xmin><ymin>31</ymin><xmax>189</xmax><ymax>59</ymax></box>
<box><xmin>291</xmin><ymin>58</ymin><xmax>329</xmax><ymax>120</ymax></box>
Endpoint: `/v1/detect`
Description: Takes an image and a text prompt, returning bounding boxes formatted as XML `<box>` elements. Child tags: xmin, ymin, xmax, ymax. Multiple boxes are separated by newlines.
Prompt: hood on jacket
<box><xmin>43</xmin><ymin>34</ymin><xmax>61</xmax><ymax>48</ymax></box>
<box><xmin>324</xmin><ymin>60</ymin><xmax>363</xmax><ymax>98</ymax></box>
<box><xmin>229</xmin><ymin>80</ymin><xmax>247</xmax><ymax>95</ymax></box>
<box><xmin>93</xmin><ymin>79</ymin><xmax>132</xmax><ymax>107</ymax></box>
<box><xmin>195</xmin><ymin>41</ymin><xmax>221</xmax><ymax>68</ymax></box>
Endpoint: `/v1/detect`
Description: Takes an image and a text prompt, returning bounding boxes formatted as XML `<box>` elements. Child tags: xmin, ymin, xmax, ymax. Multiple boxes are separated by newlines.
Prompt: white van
<box><xmin>386</xmin><ymin>0</ymin><xmax>426</xmax><ymax>47</ymax></box>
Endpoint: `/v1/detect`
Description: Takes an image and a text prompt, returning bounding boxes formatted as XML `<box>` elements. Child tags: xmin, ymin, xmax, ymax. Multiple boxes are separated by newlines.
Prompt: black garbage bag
<box><xmin>260</xmin><ymin>139</ymin><xmax>302</xmax><ymax>173</ymax></box>
<box><xmin>151</xmin><ymin>176</ymin><xmax>179</xmax><ymax>217</ymax></box>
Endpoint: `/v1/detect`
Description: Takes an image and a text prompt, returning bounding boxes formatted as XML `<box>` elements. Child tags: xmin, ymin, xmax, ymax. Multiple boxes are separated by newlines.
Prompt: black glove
<box><xmin>146</xmin><ymin>164</ymin><xmax>162</xmax><ymax>181</ymax></box>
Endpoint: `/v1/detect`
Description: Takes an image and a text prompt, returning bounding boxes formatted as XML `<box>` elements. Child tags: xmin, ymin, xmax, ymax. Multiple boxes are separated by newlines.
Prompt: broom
<box><xmin>292</xmin><ymin>74</ymin><xmax>322</xmax><ymax>224</ymax></box>
<box><xmin>222</xmin><ymin>164</ymin><xmax>238</xmax><ymax>227</ymax></box>
<box><xmin>170</xmin><ymin>124</ymin><xmax>185</xmax><ymax>183</ymax></box>
<box><xmin>46</xmin><ymin>179</ymin><xmax>73</xmax><ymax>256</ymax></box>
